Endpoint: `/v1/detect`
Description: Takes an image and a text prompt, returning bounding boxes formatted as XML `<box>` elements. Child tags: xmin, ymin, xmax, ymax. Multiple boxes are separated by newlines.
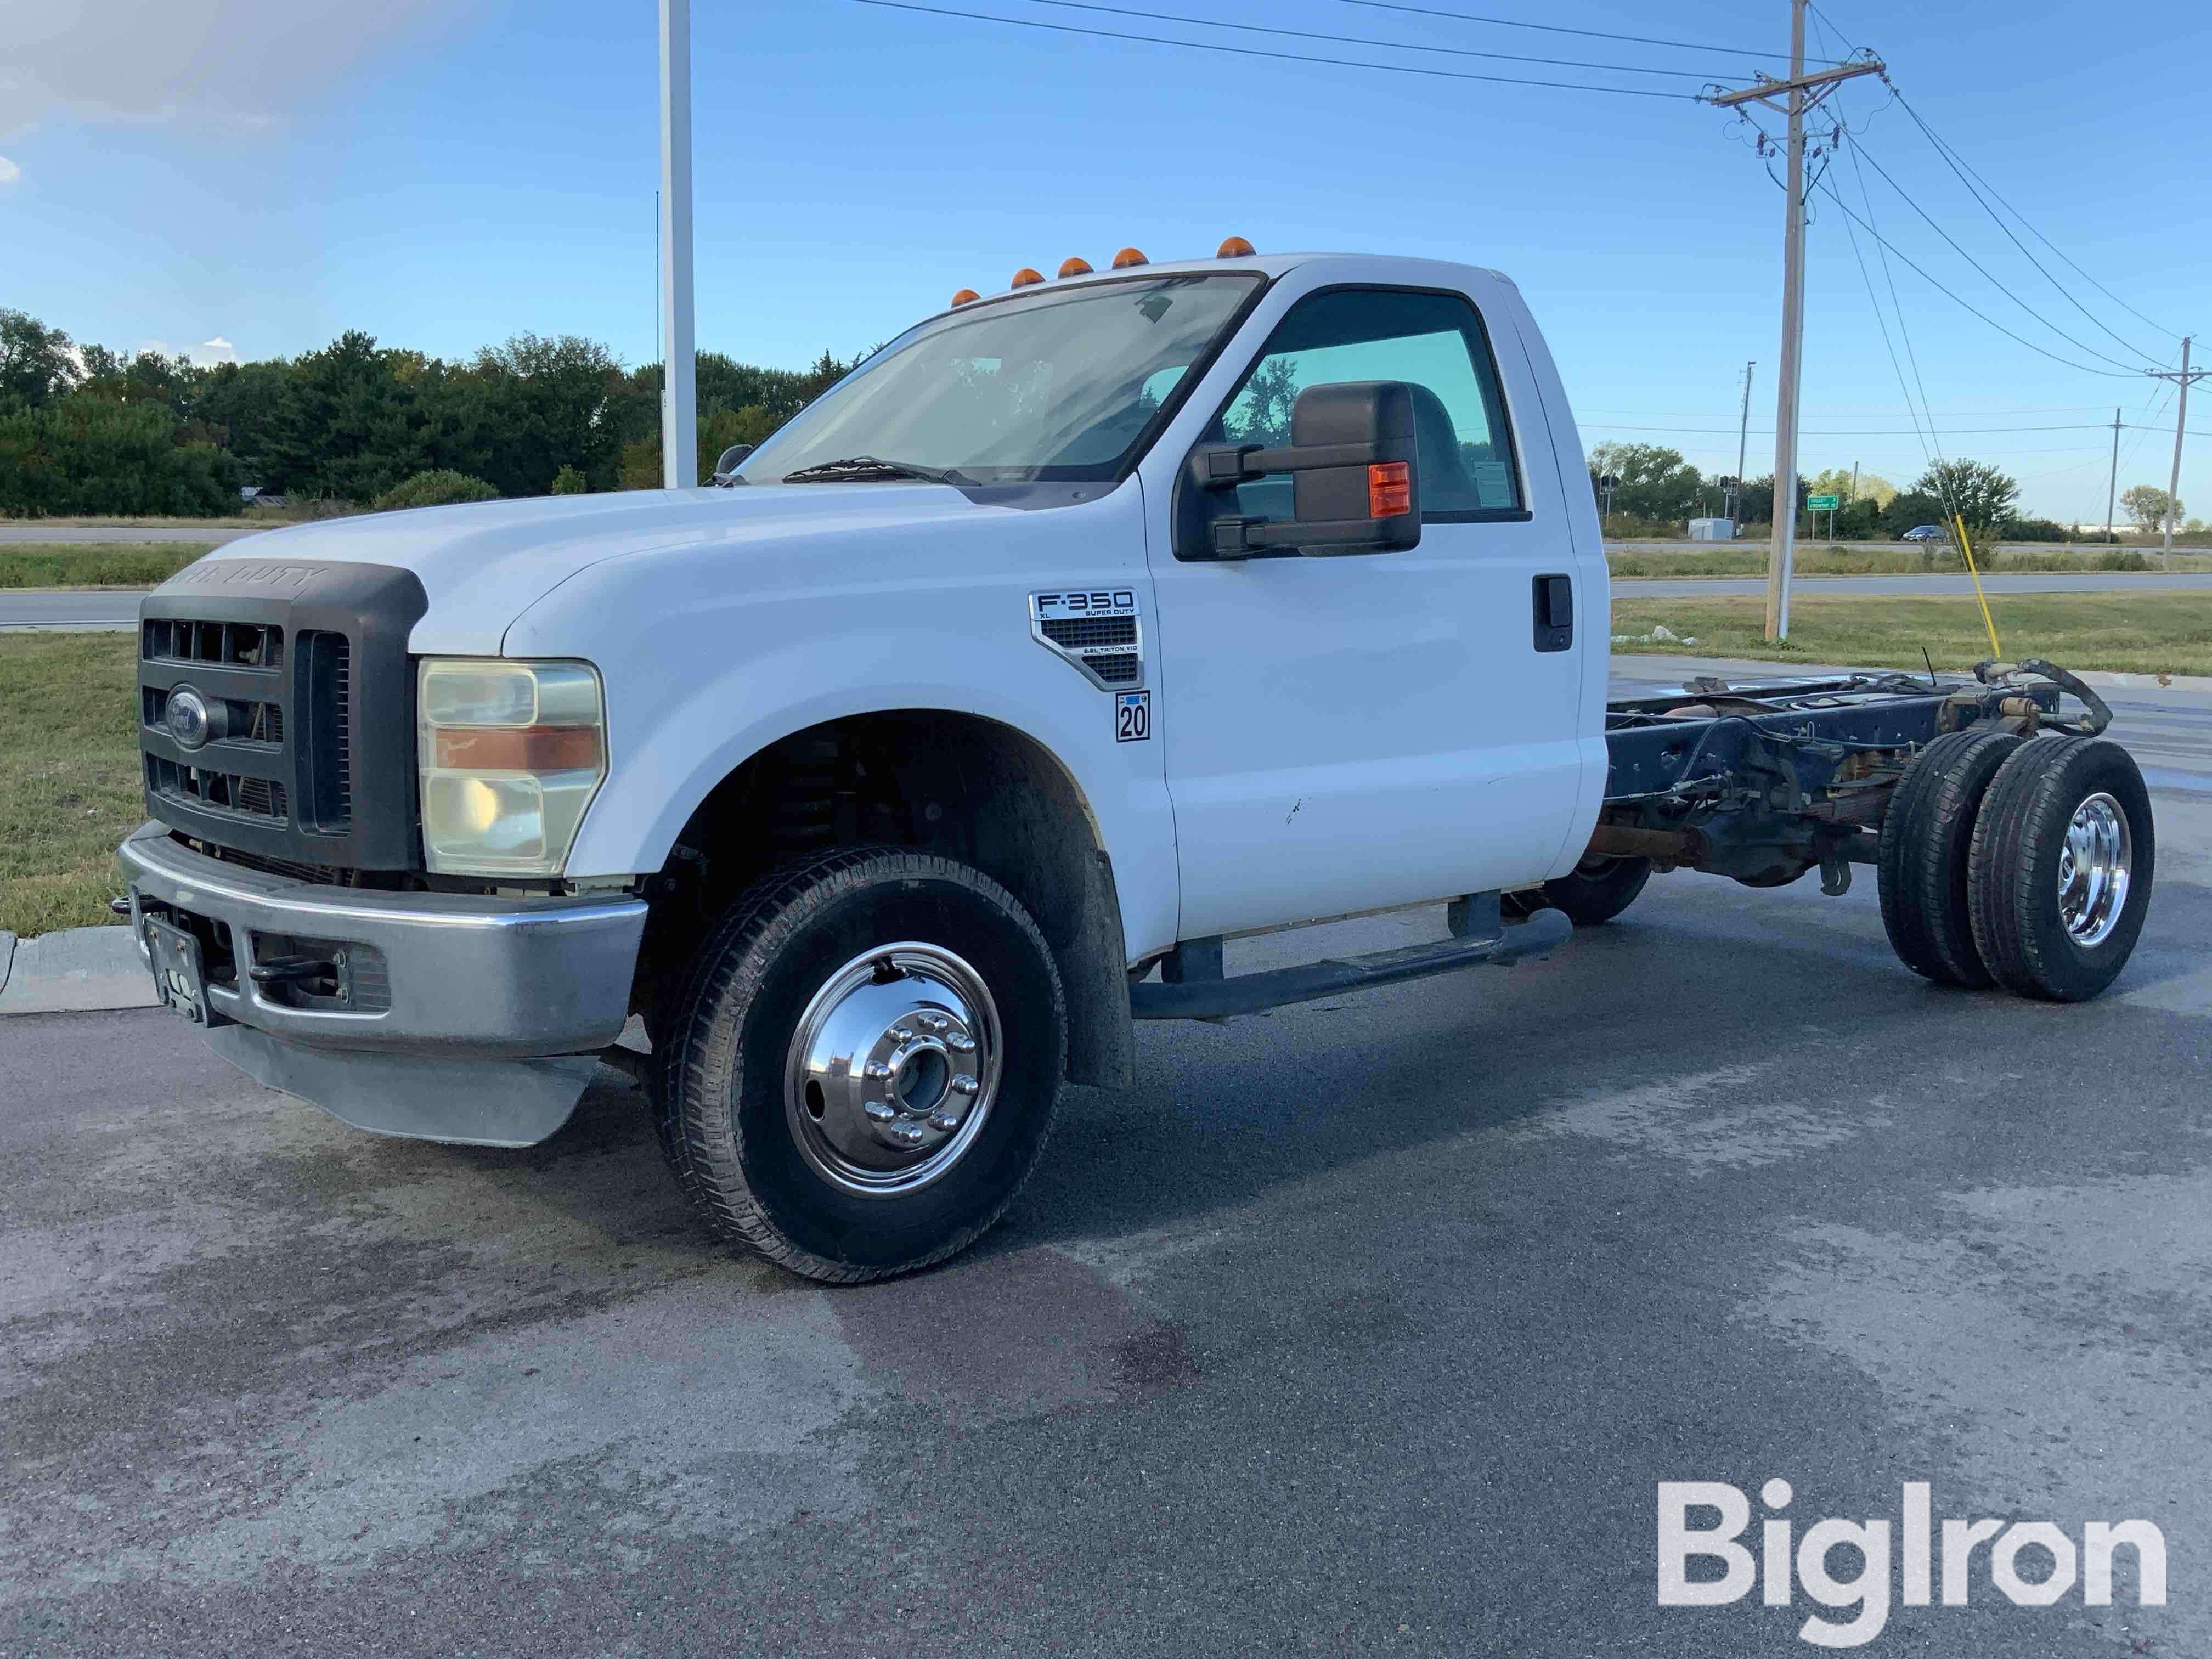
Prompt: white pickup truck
<box><xmin>122</xmin><ymin>245</ymin><xmax>2155</xmax><ymax>1282</ymax></box>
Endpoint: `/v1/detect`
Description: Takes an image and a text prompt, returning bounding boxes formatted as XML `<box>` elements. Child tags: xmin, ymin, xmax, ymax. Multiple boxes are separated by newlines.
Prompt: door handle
<box><xmin>1532</xmin><ymin>573</ymin><xmax>1573</xmax><ymax>652</ymax></box>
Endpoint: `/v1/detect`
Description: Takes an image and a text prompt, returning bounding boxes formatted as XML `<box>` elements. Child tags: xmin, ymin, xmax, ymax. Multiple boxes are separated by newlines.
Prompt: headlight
<box><xmin>417</xmin><ymin>659</ymin><xmax>607</xmax><ymax>877</ymax></box>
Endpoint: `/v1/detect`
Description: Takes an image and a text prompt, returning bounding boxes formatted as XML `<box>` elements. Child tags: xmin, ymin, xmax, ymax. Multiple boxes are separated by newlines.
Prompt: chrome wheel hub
<box><xmin>2056</xmin><ymin>791</ymin><xmax>2131</xmax><ymax>947</ymax></box>
<box><xmin>784</xmin><ymin>943</ymin><xmax>1000</xmax><ymax>1197</ymax></box>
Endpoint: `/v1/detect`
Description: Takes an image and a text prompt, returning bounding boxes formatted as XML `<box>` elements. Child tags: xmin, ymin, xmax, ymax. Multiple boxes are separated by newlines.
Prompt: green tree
<box><xmin>371</xmin><ymin>469</ymin><xmax>500</xmax><ymax>511</ymax></box>
<box><xmin>268</xmin><ymin>331</ymin><xmax>427</xmax><ymax>501</ymax></box>
<box><xmin>0</xmin><ymin>310</ymin><xmax>82</xmax><ymax>410</ymax></box>
<box><xmin>0</xmin><ymin>397</ymin><xmax>236</xmax><ymax>516</ymax></box>
<box><xmin>1587</xmin><ymin>442</ymin><xmax>1705</xmax><ymax>524</ymax></box>
<box><xmin>1913</xmin><ymin>459</ymin><xmax>2018</xmax><ymax>528</ymax></box>
<box><xmin>549</xmin><ymin>464</ymin><xmax>589</xmax><ymax>495</ymax></box>
<box><xmin>2119</xmin><ymin>483</ymin><xmax>2179</xmax><ymax>532</ymax></box>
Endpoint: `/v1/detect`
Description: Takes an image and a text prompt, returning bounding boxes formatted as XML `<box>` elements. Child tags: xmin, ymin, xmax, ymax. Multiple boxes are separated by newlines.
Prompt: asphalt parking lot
<box><xmin>4</xmin><ymin>714</ymin><xmax>2207</xmax><ymax>1656</ymax></box>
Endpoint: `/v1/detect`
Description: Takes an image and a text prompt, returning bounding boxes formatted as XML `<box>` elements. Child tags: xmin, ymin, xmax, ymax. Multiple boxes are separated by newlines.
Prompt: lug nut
<box><xmin>864</xmin><ymin>1100</ymin><xmax>899</xmax><ymax>1123</ymax></box>
<box><xmin>886</xmin><ymin>1121</ymin><xmax>927</xmax><ymax>1148</ymax></box>
<box><xmin>951</xmin><ymin>1074</ymin><xmax>980</xmax><ymax>1097</ymax></box>
<box><xmin>890</xmin><ymin>1026</ymin><xmax>913</xmax><ymax>1043</ymax></box>
<box><xmin>864</xmin><ymin>1062</ymin><xmax>893</xmax><ymax>1081</ymax></box>
<box><xmin>928</xmin><ymin>1110</ymin><xmax>962</xmax><ymax>1132</ymax></box>
<box><xmin>946</xmin><ymin>1033</ymin><xmax>977</xmax><ymax>1053</ymax></box>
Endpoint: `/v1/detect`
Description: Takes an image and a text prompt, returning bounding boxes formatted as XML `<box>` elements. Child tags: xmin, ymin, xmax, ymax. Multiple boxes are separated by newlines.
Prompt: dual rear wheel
<box><xmin>1878</xmin><ymin>730</ymin><xmax>2153</xmax><ymax>1002</ymax></box>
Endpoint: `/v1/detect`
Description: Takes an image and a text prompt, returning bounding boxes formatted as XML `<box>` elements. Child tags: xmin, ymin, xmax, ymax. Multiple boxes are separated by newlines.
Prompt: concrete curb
<box><xmin>0</xmin><ymin>924</ymin><xmax>157</xmax><ymax>1017</ymax></box>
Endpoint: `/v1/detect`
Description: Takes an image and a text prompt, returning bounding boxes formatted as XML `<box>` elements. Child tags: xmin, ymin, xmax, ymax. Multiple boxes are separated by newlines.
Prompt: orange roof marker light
<box><xmin>1111</xmin><ymin>247</ymin><xmax>1149</xmax><ymax>269</ymax></box>
<box><xmin>950</xmin><ymin>288</ymin><xmax>980</xmax><ymax>307</ymax></box>
<box><xmin>1217</xmin><ymin>235</ymin><xmax>1256</xmax><ymax>258</ymax></box>
<box><xmin>1011</xmin><ymin>267</ymin><xmax>1046</xmax><ymax>288</ymax></box>
<box><xmin>1057</xmin><ymin>256</ymin><xmax>1093</xmax><ymax>278</ymax></box>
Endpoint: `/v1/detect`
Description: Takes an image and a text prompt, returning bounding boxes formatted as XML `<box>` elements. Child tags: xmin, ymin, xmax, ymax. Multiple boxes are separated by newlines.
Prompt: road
<box><xmin>1616</xmin><ymin>571</ymin><xmax>2212</xmax><ymax>596</ymax></box>
<box><xmin>0</xmin><ymin>526</ymin><xmax>257</xmax><ymax>544</ymax></box>
<box><xmin>8</xmin><ymin>570</ymin><xmax>2212</xmax><ymax>633</ymax></box>
<box><xmin>4</xmin><ymin>679</ymin><xmax>2208</xmax><ymax>1656</ymax></box>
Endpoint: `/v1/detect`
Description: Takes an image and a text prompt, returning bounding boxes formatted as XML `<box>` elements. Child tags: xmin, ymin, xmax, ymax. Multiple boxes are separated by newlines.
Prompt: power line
<box><xmin>1809</xmin><ymin>174</ymin><xmax>2140</xmax><ymax>379</ymax></box>
<box><xmin>1805</xmin><ymin>2</ymin><xmax>2187</xmax><ymax>342</ymax></box>
<box><xmin>1885</xmin><ymin>90</ymin><xmax>2166</xmax><ymax>367</ymax></box>
<box><xmin>1330</xmin><ymin>0</ymin><xmax>1834</xmax><ymax>63</ymax></box>
<box><xmin>850</xmin><ymin>0</ymin><xmax>1696</xmax><ymax>97</ymax></box>
<box><xmin>1846</xmin><ymin>139</ymin><xmax>2153</xmax><ymax>374</ymax></box>
<box><xmin>1018</xmin><ymin>0</ymin><xmax>1728</xmax><ymax>78</ymax></box>
<box><xmin>1581</xmin><ymin>422</ymin><xmax>2135</xmax><ymax>436</ymax></box>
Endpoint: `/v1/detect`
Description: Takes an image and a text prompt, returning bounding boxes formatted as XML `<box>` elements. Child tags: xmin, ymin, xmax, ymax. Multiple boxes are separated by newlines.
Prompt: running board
<box><xmin>1130</xmin><ymin>908</ymin><xmax>1572</xmax><ymax>1022</ymax></box>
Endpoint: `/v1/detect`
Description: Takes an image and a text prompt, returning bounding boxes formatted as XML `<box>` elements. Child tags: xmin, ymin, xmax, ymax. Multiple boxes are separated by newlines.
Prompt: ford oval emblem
<box><xmin>166</xmin><ymin>687</ymin><xmax>213</xmax><ymax>750</ymax></box>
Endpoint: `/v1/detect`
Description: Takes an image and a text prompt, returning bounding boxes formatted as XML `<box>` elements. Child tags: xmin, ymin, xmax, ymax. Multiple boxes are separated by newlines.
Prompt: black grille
<box><xmin>146</xmin><ymin>755</ymin><xmax>290</xmax><ymax>823</ymax></box>
<box><xmin>1041</xmin><ymin>614</ymin><xmax>1138</xmax><ymax>650</ymax></box>
<box><xmin>1086</xmin><ymin>652</ymin><xmax>1142</xmax><ymax>686</ymax></box>
<box><xmin>142</xmin><ymin>688</ymin><xmax>283</xmax><ymax>746</ymax></box>
<box><xmin>300</xmin><ymin>631</ymin><xmax>353</xmax><ymax>829</ymax></box>
<box><xmin>136</xmin><ymin>561</ymin><xmax>427</xmax><ymax>871</ymax></box>
<box><xmin>143</xmin><ymin>618</ymin><xmax>283</xmax><ymax>669</ymax></box>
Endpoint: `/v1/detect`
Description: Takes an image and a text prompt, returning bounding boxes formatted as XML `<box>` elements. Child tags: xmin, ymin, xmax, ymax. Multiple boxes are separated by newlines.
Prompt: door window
<box><xmin>1210</xmin><ymin>287</ymin><xmax>1523</xmax><ymax>520</ymax></box>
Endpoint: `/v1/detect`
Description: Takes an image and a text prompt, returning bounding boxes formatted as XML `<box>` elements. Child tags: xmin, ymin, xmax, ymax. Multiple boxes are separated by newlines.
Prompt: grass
<box><xmin>1607</xmin><ymin>544</ymin><xmax>2212</xmax><ymax>578</ymax></box>
<box><xmin>0</xmin><ymin>542</ymin><xmax>213</xmax><ymax>590</ymax></box>
<box><xmin>1610</xmin><ymin>591</ymin><xmax>2212</xmax><ymax>678</ymax></box>
<box><xmin>0</xmin><ymin>635</ymin><xmax>143</xmax><ymax>937</ymax></box>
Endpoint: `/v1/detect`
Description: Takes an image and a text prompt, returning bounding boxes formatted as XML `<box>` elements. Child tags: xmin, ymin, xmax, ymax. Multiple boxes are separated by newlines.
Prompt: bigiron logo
<box><xmin>1658</xmin><ymin>1481</ymin><xmax>2168</xmax><ymax>1649</ymax></box>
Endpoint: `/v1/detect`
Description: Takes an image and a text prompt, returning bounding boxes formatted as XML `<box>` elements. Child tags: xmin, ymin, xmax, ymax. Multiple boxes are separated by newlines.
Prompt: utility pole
<box><xmin>2146</xmin><ymin>336</ymin><xmax>2205</xmax><ymax>563</ymax></box>
<box><xmin>1706</xmin><ymin>9</ymin><xmax>1883</xmax><ymax>639</ymax></box>
<box><xmin>2104</xmin><ymin>406</ymin><xmax>2121</xmax><ymax>541</ymax></box>
<box><xmin>1731</xmin><ymin>359</ymin><xmax>1755</xmax><ymax>529</ymax></box>
<box><xmin>658</xmin><ymin>0</ymin><xmax>697</xmax><ymax>490</ymax></box>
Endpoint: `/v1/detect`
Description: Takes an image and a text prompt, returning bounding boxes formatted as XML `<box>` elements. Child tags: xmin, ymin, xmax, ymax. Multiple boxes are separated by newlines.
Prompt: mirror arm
<box><xmin>1196</xmin><ymin>440</ymin><xmax>1387</xmax><ymax>486</ymax></box>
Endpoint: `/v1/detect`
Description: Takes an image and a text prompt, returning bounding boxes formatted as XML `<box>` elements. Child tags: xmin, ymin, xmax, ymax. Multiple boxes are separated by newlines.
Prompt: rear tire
<box><xmin>1504</xmin><ymin>855</ymin><xmax>1652</xmax><ymax>927</ymax></box>
<box><xmin>651</xmin><ymin>847</ymin><xmax>1066</xmax><ymax>1283</ymax></box>
<box><xmin>1877</xmin><ymin>727</ymin><xmax>2022</xmax><ymax>987</ymax></box>
<box><xmin>1968</xmin><ymin>737</ymin><xmax>2154</xmax><ymax>1003</ymax></box>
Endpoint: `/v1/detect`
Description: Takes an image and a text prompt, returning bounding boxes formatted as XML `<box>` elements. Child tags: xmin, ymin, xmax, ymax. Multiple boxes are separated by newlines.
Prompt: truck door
<box><xmin>1142</xmin><ymin>282</ymin><xmax>1589</xmax><ymax>940</ymax></box>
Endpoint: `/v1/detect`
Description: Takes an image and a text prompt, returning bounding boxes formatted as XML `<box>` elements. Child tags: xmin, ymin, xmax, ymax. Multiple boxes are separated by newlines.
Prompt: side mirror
<box><xmin>711</xmin><ymin>443</ymin><xmax>755</xmax><ymax>486</ymax></box>
<box><xmin>1181</xmin><ymin>381</ymin><xmax>1422</xmax><ymax>559</ymax></box>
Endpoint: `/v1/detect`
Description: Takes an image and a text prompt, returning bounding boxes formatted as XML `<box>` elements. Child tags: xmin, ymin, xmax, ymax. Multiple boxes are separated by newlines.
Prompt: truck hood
<box><xmin>180</xmin><ymin>484</ymin><xmax>1047</xmax><ymax>655</ymax></box>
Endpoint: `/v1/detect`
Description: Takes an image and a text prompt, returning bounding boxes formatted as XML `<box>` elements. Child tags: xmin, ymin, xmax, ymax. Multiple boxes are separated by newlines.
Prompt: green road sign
<box><xmin>1807</xmin><ymin>494</ymin><xmax>1840</xmax><ymax>510</ymax></box>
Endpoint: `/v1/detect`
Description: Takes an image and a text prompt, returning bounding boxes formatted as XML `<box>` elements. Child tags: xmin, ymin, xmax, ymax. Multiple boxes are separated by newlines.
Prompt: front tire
<box><xmin>652</xmin><ymin>848</ymin><xmax>1066</xmax><ymax>1282</ymax></box>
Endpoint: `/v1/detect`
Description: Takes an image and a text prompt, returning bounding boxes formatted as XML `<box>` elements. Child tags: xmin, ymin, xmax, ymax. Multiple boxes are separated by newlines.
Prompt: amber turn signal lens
<box><xmin>1057</xmin><ymin>257</ymin><xmax>1093</xmax><ymax>278</ymax></box>
<box><xmin>1368</xmin><ymin>461</ymin><xmax>1411</xmax><ymax>518</ymax></box>
<box><xmin>1217</xmin><ymin>235</ymin><xmax>1255</xmax><ymax>257</ymax></box>
<box><xmin>1011</xmin><ymin>267</ymin><xmax>1045</xmax><ymax>287</ymax></box>
<box><xmin>433</xmin><ymin>726</ymin><xmax>604</xmax><ymax>772</ymax></box>
<box><xmin>950</xmin><ymin>288</ymin><xmax>980</xmax><ymax>307</ymax></box>
<box><xmin>1111</xmin><ymin>246</ymin><xmax>1148</xmax><ymax>268</ymax></box>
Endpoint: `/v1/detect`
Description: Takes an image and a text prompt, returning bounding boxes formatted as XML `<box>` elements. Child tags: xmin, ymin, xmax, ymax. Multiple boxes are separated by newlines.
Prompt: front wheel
<box><xmin>651</xmin><ymin>848</ymin><xmax>1066</xmax><ymax>1282</ymax></box>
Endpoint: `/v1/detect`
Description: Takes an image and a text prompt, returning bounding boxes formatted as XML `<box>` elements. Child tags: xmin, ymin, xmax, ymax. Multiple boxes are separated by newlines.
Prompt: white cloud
<box><xmin>0</xmin><ymin>156</ymin><xmax>19</xmax><ymax>184</ymax></box>
<box><xmin>138</xmin><ymin>337</ymin><xmax>243</xmax><ymax>366</ymax></box>
<box><xmin>2</xmin><ymin>0</ymin><xmax>475</xmax><ymax>136</ymax></box>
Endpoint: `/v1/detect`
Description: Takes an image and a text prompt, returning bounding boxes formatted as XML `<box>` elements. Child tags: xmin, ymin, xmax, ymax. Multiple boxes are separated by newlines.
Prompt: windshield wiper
<box><xmin>779</xmin><ymin>455</ymin><xmax>971</xmax><ymax>486</ymax></box>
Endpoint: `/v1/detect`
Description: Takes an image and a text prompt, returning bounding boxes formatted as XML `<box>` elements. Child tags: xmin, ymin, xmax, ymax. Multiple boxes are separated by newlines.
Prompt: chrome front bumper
<box><xmin>120</xmin><ymin>822</ymin><xmax>649</xmax><ymax>1146</ymax></box>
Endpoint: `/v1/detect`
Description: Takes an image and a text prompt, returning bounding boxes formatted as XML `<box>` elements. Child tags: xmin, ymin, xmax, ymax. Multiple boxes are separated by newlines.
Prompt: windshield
<box><xmin>736</xmin><ymin>273</ymin><xmax>1264</xmax><ymax>486</ymax></box>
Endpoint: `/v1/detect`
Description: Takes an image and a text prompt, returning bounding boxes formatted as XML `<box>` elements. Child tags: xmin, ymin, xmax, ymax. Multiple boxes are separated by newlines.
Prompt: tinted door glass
<box><xmin>1212</xmin><ymin>288</ymin><xmax>1522</xmax><ymax>518</ymax></box>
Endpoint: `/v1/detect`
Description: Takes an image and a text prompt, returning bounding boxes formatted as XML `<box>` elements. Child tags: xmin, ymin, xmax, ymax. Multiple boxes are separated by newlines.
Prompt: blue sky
<box><xmin>4</xmin><ymin>0</ymin><xmax>2205</xmax><ymax>521</ymax></box>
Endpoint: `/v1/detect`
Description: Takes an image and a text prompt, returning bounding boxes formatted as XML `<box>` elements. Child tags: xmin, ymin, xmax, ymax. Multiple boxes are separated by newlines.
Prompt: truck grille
<box><xmin>145</xmin><ymin>757</ymin><xmax>290</xmax><ymax>823</ymax></box>
<box><xmin>136</xmin><ymin>561</ymin><xmax>427</xmax><ymax>871</ymax></box>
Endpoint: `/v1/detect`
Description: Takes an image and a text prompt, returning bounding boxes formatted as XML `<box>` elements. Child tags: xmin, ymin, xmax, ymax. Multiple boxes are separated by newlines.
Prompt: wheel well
<box><xmin>635</xmin><ymin>711</ymin><xmax>1134</xmax><ymax>1089</ymax></box>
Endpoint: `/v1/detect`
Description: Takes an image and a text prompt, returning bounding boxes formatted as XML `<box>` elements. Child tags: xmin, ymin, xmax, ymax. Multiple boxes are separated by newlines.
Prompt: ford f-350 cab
<box><xmin>121</xmin><ymin>246</ymin><xmax>2155</xmax><ymax>1282</ymax></box>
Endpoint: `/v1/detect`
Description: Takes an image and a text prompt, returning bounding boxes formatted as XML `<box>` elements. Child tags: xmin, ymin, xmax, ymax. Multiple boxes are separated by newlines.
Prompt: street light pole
<box><xmin>659</xmin><ymin>0</ymin><xmax>698</xmax><ymax>491</ymax></box>
<box><xmin>1733</xmin><ymin>359</ymin><xmax>1755</xmax><ymax>528</ymax></box>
